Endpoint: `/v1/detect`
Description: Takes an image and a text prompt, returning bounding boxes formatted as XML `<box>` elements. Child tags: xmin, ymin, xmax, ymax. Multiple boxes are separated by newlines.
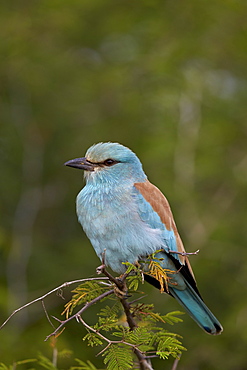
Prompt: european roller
<box><xmin>65</xmin><ymin>142</ymin><xmax>223</xmax><ymax>335</ymax></box>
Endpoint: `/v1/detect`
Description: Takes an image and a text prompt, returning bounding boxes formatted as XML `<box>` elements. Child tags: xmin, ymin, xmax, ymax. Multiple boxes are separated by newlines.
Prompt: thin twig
<box><xmin>77</xmin><ymin>315</ymin><xmax>138</xmax><ymax>354</ymax></box>
<box><xmin>77</xmin><ymin>315</ymin><xmax>153</xmax><ymax>370</ymax></box>
<box><xmin>171</xmin><ymin>354</ymin><xmax>181</xmax><ymax>370</ymax></box>
<box><xmin>0</xmin><ymin>277</ymin><xmax>109</xmax><ymax>330</ymax></box>
<box><xmin>41</xmin><ymin>300</ymin><xmax>56</xmax><ymax>329</ymax></box>
<box><xmin>169</xmin><ymin>249</ymin><xmax>200</xmax><ymax>256</ymax></box>
<box><xmin>129</xmin><ymin>295</ymin><xmax>148</xmax><ymax>305</ymax></box>
<box><xmin>45</xmin><ymin>289</ymin><xmax>114</xmax><ymax>341</ymax></box>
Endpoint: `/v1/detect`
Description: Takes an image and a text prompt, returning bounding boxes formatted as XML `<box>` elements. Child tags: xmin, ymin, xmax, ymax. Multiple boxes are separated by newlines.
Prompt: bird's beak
<box><xmin>64</xmin><ymin>157</ymin><xmax>95</xmax><ymax>171</ymax></box>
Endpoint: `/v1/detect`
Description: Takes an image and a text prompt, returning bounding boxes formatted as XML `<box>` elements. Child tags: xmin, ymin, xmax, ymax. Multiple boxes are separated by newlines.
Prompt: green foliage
<box><xmin>95</xmin><ymin>304</ymin><xmax>121</xmax><ymax>332</ymax></box>
<box><xmin>0</xmin><ymin>276</ymin><xmax>185</xmax><ymax>370</ymax></box>
<box><xmin>151</xmin><ymin>331</ymin><xmax>185</xmax><ymax>360</ymax></box>
<box><xmin>1</xmin><ymin>277</ymin><xmax>185</xmax><ymax>370</ymax></box>
<box><xmin>63</xmin><ymin>281</ymin><xmax>110</xmax><ymax>318</ymax></box>
<box><xmin>102</xmin><ymin>345</ymin><xmax>133</xmax><ymax>370</ymax></box>
<box><xmin>123</xmin><ymin>262</ymin><xmax>144</xmax><ymax>292</ymax></box>
<box><xmin>130</xmin><ymin>302</ymin><xmax>184</xmax><ymax>325</ymax></box>
<box><xmin>83</xmin><ymin>333</ymin><xmax>103</xmax><ymax>347</ymax></box>
<box><xmin>68</xmin><ymin>278</ymin><xmax>186</xmax><ymax>369</ymax></box>
<box><xmin>37</xmin><ymin>354</ymin><xmax>57</xmax><ymax>370</ymax></box>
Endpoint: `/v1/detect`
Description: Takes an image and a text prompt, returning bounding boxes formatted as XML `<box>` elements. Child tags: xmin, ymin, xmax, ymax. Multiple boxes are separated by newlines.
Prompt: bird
<box><xmin>65</xmin><ymin>142</ymin><xmax>223</xmax><ymax>335</ymax></box>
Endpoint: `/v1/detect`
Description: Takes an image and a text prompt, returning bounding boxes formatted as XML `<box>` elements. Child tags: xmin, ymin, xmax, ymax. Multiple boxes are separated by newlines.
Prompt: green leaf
<box><xmin>63</xmin><ymin>281</ymin><xmax>110</xmax><ymax>318</ymax></box>
<box><xmin>121</xmin><ymin>262</ymin><xmax>139</xmax><ymax>275</ymax></box>
<box><xmin>151</xmin><ymin>331</ymin><xmax>186</xmax><ymax>359</ymax></box>
<box><xmin>126</xmin><ymin>275</ymin><xmax>140</xmax><ymax>291</ymax></box>
<box><xmin>150</xmin><ymin>310</ymin><xmax>184</xmax><ymax>325</ymax></box>
<box><xmin>94</xmin><ymin>305</ymin><xmax>120</xmax><ymax>332</ymax></box>
<box><xmin>102</xmin><ymin>344</ymin><xmax>133</xmax><ymax>370</ymax></box>
<box><xmin>37</xmin><ymin>354</ymin><xmax>57</xmax><ymax>370</ymax></box>
<box><xmin>125</xmin><ymin>326</ymin><xmax>151</xmax><ymax>346</ymax></box>
<box><xmin>83</xmin><ymin>332</ymin><xmax>103</xmax><ymax>347</ymax></box>
<box><xmin>98</xmin><ymin>304</ymin><xmax>120</xmax><ymax>318</ymax></box>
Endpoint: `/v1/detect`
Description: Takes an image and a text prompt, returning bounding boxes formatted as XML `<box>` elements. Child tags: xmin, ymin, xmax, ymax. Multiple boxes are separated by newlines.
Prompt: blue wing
<box><xmin>133</xmin><ymin>180</ymin><xmax>223</xmax><ymax>335</ymax></box>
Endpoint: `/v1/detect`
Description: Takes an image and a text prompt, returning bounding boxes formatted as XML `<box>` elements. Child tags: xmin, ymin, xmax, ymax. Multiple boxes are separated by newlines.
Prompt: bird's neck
<box><xmin>85</xmin><ymin>170</ymin><xmax>147</xmax><ymax>188</ymax></box>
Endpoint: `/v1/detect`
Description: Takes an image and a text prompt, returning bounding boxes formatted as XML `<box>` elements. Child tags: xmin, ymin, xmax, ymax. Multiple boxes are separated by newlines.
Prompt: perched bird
<box><xmin>65</xmin><ymin>142</ymin><xmax>223</xmax><ymax>335</ymax></box>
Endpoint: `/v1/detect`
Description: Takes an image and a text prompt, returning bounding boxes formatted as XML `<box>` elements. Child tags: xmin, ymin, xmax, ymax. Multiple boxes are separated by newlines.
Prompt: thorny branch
<box><xmin>1</xmin><ymin>266</ymin><xmax>180</xmax><ymax>370</ymax></box>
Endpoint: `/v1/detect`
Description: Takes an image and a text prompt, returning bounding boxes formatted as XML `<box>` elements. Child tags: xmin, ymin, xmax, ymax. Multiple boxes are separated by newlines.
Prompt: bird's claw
<box><xmin>114</xmin><ymin>285</ymin><xmax>129</xmax><ymax>299</ymax></box>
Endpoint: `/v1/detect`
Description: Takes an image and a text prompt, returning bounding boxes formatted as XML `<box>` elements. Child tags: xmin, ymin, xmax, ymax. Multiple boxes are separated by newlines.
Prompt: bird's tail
<box><xmin>169</xmin><ymin>283</ymin><xmax>223</xmax><ymax>335</ymax></box>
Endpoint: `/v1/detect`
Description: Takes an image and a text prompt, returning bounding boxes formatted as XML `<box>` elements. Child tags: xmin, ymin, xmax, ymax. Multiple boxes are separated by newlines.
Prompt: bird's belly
<box><xmin>77</xmin><ymin>192</ymin><xmax>164</xmax><ymax>273</ymax></box>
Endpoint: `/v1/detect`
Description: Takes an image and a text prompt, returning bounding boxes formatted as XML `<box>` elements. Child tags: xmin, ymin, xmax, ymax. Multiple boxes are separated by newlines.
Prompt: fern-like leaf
<box><xmin>37</xmin><ymin>354</ymin><xmax>57</xmax><ymax>369</ymax></box>
<box><xmin>126</xmin><ymin>275</ymin><xmax>141</xmax><ymax>291</ymax></box>
<box><xmin>160</xmin><ymin>311</ymin><xmax>184</xmax><ymax>325</ymax></box>
<box><xmin>123</xmin><ymin>262</ymin><xmax>144</xmax><ymax>292</ymax></box>
<box><xmin>62</xmin><ymin>281</ymin><xmax>110</xmax><ymax>318</ymax></box>
<box><xmin>102</xmin><ymin>344</ymin><xmax>133</xmax><ymax>370</ymax></box>
<box><xmin>83</xmin><ymin>332</ymin><xmax>103</xmax><ymax>347</ymax></box>
<box><xmin>147</xmin><ymin>260</ymin><xmax>175</xmax><ymax>293</ymax></box>
<box><xmin>151</xmin><ymin>331</ymin><xmax>186</xmax><ymax>359</ymax></box>
<box><xmin>98</xmin><ymin>304</ymin><xmax>120</xmax><ymax>318</ymax></box>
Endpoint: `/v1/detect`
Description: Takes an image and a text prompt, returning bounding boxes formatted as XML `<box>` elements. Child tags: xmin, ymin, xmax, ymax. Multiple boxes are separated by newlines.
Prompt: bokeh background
<box><xmin>1</xmin><ymin>1</ymin><xmax>247</xmax><ymax>369</ymax></box>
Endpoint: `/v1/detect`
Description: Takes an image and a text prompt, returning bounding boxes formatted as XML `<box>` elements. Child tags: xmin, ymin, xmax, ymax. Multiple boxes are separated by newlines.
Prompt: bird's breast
<box><xmin>76</xmin><ymin>184</ymin><xmax>164</xmax><ymax>273</ymax></box>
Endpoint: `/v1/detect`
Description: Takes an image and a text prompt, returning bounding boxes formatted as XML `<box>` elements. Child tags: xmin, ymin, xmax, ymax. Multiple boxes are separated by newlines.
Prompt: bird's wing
<box><xmin>134</xmin><ymin>180</ymin><xmax>195</xmax><ymax>280</ymax></box>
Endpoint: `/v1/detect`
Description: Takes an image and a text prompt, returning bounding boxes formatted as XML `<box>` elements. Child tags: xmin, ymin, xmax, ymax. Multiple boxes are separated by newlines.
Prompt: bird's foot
<box><xmin>96</xmin><ymin>264</ymin><xmax>106</xmax><ymax>275</ymax></box>
<box><xmin>114</xmin><ymin>280</ymin><xmax>129</xmax><ymax>299</ymax></box>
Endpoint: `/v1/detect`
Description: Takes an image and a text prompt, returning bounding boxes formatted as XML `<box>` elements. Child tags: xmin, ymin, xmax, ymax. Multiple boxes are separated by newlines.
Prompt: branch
<box><xmin>45</xmin><ymin>288</ymin><xmax>114</xmax><ymax>341</ymax></box>
<box><xmin>98</xmin><ymin>266</ymin><xmax>154</xmax><ymax>370</ymax></box>
<box><xmin>2</xmin><ymin>266</ymin><xmax>181</xmax><ymax>370</ymax></box>
<box><xmin>171</xmin><ymin>354</ymin><xmax>181</xmax><ymax>370</ymax></box>
<box><xmin>0</xmin><ymin>277</ymin><xmax>110</xmax><ymax>330</ymax></box>
<box><xmin>77</xmin><ymin>316</ymin><xmax>153</xmax><ymax>370</ymax></box>
<box><xmin>77</xmin><ymin>316</ymin><xmax>136</xmax><ymax>352</ymax></box>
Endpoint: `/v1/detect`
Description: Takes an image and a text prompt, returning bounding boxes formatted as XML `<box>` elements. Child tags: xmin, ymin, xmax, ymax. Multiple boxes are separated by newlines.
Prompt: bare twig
<box><xmin>41</xmin><ymin>300</ymin><xmax>56</xmax><ymax>329</ymax></box>
<box><xmin>0</xmin><ymin>277</ymin><xmax>110</xmax><ymax>330</ymax></box>
<box><xmin>171</xmin><ymin>354</ymin><xmax>181</xmax><ymax>370</ymax></box>
<box><xmin>169</xmin><ymin>249</ymin><xmax>200</xmax><ymax>256</ymax></box>
<box><xmin>129</xmin><ymin>295</ymin><xmax>148</xmax><ymax>305</ymax></box>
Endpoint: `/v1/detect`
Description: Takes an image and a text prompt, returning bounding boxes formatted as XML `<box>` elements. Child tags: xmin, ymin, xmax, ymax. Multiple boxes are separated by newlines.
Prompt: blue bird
<box><xmin>65</xmin><ymin>142</ymin><xmax>223</xmax><ymax>335</ymax></box>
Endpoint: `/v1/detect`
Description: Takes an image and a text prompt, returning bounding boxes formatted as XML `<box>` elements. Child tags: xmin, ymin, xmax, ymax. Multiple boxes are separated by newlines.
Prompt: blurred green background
<box><xmin>0</xmin><ymin>0</ymin><xmax>247</xmax><ymax>369</ymax></box>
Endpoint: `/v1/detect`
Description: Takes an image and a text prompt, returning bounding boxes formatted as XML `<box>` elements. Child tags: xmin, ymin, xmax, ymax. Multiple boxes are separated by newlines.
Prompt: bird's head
<box><xmin>64</xmin><ymin>142</ymin><xmax>147</xmax><ymax>184</ymax></box>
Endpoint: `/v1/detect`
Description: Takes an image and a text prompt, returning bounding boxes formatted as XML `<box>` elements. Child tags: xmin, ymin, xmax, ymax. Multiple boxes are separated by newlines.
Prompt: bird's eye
<box><xmin>104</xmin><ymin>159</ymin><xmax>116</xmax><ymax>166</ymax></box>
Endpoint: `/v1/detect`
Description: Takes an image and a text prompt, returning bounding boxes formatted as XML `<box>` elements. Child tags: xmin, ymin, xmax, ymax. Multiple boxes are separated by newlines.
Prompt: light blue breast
<box><xmin>76</xmin><ymin>182</ymin><xmax>165</xmax><ymax>273</ymax></box>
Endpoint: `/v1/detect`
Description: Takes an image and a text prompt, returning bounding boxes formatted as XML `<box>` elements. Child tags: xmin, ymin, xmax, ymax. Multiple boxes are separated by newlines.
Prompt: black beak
<box><xmin>64</xmin><ymin>157</ymin><xmax>95</xmax><ymax>171</ymax></box>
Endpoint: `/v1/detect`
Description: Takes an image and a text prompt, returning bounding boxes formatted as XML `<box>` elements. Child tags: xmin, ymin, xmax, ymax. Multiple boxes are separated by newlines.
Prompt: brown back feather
<box><xmin>134</xmin><ymin>180</ymin><xmax>195</xmax><ymax>280</ymax></box>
